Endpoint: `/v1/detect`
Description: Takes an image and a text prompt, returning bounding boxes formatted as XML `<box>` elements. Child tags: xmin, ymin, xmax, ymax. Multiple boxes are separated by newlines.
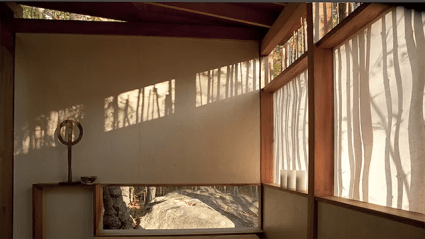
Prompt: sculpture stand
<box><xmin>57</xmin><ymin>120</ymin><xmax>83</xmax><ymax>185</ymax></box>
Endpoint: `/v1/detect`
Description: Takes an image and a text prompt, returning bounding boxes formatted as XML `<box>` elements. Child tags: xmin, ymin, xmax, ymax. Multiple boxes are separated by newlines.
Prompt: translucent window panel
<box><xmin>313</xmin><ymin>2</ymin><xmax>362</xmax><ymax>43</ymax></box>
<box><xmin>273</xmin><ymin>70</ymin><xmax>308</xmax><ymax>191</ymax></box>
<box><xmin>334</xmin><ymin>7</ymin><xmax>425</xmax><ymax>214</ymax></box>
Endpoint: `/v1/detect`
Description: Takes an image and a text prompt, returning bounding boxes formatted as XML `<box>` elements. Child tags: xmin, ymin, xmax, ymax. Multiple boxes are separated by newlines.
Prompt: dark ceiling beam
<box><xmin>140</xmin><ymin>2</ymin><xmax>276</xmax><ymax>28</ymax></box>
<box><xmin>271</xmin><ymin>3</ymin><xmax>288</xmax><ymax>7</ymax></box>
<box><xmin>11</xmin><ymin>18</ymin><xmax>264</xmax><ymax>41</ymax></box>
<box><xmin>261</xmin><ymin>3</ymin><xmax>306</xmax><ymax>56</ymax></box>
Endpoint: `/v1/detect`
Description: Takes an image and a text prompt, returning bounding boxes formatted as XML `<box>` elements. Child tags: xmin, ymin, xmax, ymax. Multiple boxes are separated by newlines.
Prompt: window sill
<box><xmin>95</xmin><ymin>227</ymin><xmax>263</xmax><ymax>237</ymax></box>
<box><xmin>316</xmin><ymin>196</ymin><xmax>425</xmax><ymax>229</ymax></box>
<box><xmin>262</xmin><ymin>183</ymin><xmax>308</xmax><ymax>198</ymax></box>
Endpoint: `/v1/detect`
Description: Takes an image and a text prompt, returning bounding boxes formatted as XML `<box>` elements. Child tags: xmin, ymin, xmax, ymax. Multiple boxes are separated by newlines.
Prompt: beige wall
<box><xmin>43</xmin><ymin>187</ymin><xmax>93</xmax><ymax>238</ymax></box>
<box><xmin>317</xmin><ymin>202</ymin><xmax>425</xmax><ymax>238</ymax></box>
<box><xmin>262</xmin><ymin>186</ymin><xmax>308</xmax><ymax>239</ymax></box>
<box><xmin>14</xmin><ymin>33</ymin><xmax>260</xmax><ymax>238</ymax></box>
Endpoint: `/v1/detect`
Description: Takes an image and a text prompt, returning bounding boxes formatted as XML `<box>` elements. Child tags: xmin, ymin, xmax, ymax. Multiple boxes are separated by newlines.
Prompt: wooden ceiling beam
<box><xmin>11</xmin><ymin>19</ymin><xmax>264</xmax><ymax>41</ymax></box>
<box><xmin>140</xmin><ymin>2</ymin><xmax>276</xmax><ymax>28</ymax></box>
<box><xmin>261</xmin><ymin>3</ymin><xmax>306</xmax><ymax>56</ymax></box>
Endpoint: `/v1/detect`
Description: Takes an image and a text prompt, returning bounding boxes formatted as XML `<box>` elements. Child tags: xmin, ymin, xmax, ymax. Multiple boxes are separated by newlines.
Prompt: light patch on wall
<box><xmin>14</xmin><ymin>104</ymin><xmax>84</xmax><ymax>155</ymax></box>
<box><xmin>104</xmin><ymin>79</ymin><xmax>175</xmax><ymax>132</ymax></box>
<box><xmin>196</xmin><ymin>59</ymin><xmax>261</xmax><ymax>107</ymax></box>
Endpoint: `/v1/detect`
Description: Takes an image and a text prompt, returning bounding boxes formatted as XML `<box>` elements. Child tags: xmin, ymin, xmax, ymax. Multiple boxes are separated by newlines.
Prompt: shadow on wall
<box><xmin>14</xmin><ymin>104</ymin><xmax>84</xmax><ymax>155</ymax></box>
<box><xmin>196</xmin><ymin>59</ymin><xmax>262</xmax><ymax>107</ymax></box>
<box><xmin>104</xmin><ymin>79</ymin><xmax>175</xmax><ymax>132</ymax></box>
<box><xmin>334</xmin><ymin>7</ymin><xmax>425</xmax><ymax>214</ymax></box>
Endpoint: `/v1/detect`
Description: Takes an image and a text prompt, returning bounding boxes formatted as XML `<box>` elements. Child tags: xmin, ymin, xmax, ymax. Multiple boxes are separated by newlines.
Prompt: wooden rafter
<box><xmin>141</xmin><ymin>2</ymin><xmax>276</xmax><ymax>28</ymax></box>
<box><xmin>261</xmin><ymin>3</ymin><xmax>306</xmax><ymax>56</ymax></box>
<box><xmin>11</xmin><ymin>18</ymin><xmax>265</xmax><ymax>41</ymax></box>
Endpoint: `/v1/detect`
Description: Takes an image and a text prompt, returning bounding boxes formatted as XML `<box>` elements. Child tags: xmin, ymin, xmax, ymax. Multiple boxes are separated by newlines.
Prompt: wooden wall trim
<box><xmin>0</xmin><ymin>3</ymin><xmax>15</xmax><ymax>238</ymax></box>
<box><xmin>11</xmin><ymin>18</ymin><xmax>264</xmax><ymax>41</ymax></box>
<box><xmin>260</xmin><ymin>90</ymin><xmax>274</xmax><ymax>184</ymax></box>
<box><xmin>316</xmin><ymin>196</ymin><xmax>425</xmax><ymax>229</ymax></box>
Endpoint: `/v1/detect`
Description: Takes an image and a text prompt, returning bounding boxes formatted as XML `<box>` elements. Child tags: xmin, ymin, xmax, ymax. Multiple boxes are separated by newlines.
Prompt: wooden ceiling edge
<box><xmin>260</xmin><ymin>3</ymin><xmax>306</xmax><ymax>56</ymax></box>
<box><xmin>142</xmin><ymin>2</ymin><xmax>274</xmax><ymax>29</ymax></box>
<box><xmin>4</xmin><ymin>2</ymin><xmax>23</xmax><ymax>18</ymax></box>
<box><xmin>11</xmin><ymin>19</ymin><xmax>263</xmax><ymax>41</ymax></box>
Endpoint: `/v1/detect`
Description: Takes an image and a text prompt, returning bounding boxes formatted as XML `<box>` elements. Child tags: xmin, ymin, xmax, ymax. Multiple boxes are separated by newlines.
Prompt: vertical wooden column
<box><xmin>260</xmin><ymin>89</ymin><xmax>274</xmax><ymax>184</ymax></box>
<box><xmin>0</xmin><ymin>3</ymin><xmax>16</xmax><ymax>238</ymax></box>
<box><xmin>306</xmin><ymin>4</ymin><xmax>317</xmax><ymax>238</ymax></box>
<box><xmin>313</xmin><ymin>46</ymin><xmax>334</xmax><ymax>198</ymax></box>
<box><xmin>94</xmin><ymin>184</ymin><xmax>103</xmax><ymax>236</ymax></box>
<box><xmin>307</xmin><ymin>3</ymin><xmax>335</xmax><ymax>239</ymax></box>
<box><xmin>33</xmin><ymin>186</ymin><xmax>43</xmax><ymax>239</ymax></box>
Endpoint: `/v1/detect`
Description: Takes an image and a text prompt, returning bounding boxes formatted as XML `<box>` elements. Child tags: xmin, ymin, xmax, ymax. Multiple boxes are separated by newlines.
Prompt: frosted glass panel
<box><xmin>273</xmin><ymin>71</ymin><xmax>309</xmax><ymax>187</ymax></box>
<box><xmin>334</xmin><ymin>7</ymin><xmax>425</xmax><ymax>214</ymax></box>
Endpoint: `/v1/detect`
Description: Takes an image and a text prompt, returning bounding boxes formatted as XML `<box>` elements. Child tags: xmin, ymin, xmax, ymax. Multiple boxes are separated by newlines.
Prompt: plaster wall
<box><xmin>317</xmin><ymin>202</ymin><xmax>425</xmax><ymax>238</ymax></box>
<box><xmin>14</xmin><ymin>33</ymin><xmax>260</xmax><ymax>238</ymax></box>
<box><xmin>262</xmin><ymin>186</ymin><xmax>308</xmax><ymax>239</ymax></box>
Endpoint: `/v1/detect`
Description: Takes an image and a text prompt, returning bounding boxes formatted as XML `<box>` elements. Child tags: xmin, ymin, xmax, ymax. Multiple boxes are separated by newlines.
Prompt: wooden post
<box><xmin>307</xmin><ymin>3</ymin><xmax>334</xmax><ymax>239</ymax></box>
<box><xmin>33</xmin><ymin>186</ymin><xmax>43</xmax><ymax>239</ymax></box>
<box><xmin>94</xmin><ymin>184</ymin><xmax>103</xmax><ymax>236</ymax></box>
<box><xmin>260</xmin><ymin>90</ymin><xmax>274</xmax><ymax>184</ymax></box>
<box><xmin>306</xmin><ymin>3</ymin><xmax>316</xmax><ymax>239</ymax></box>
<box><xmin>0</xmin><ymin>3</ymin><xmax>17</xmax><ymax>238</ymax></box>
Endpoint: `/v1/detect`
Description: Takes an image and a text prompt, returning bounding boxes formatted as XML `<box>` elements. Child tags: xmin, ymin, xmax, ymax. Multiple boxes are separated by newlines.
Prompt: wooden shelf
<box><xmin>316</xmin><ymin>3</ymin><xmax>391</xmax><ymax>49</ymax></box>
<box><xmin>316</xmin><ymin>196</ymin><xmax>425</xmax><ymax>229</ymax></box>
<box><xmin>263</xmin><ymin>52</ymin><xmax>308</xmax><ymax>93</ymax></box>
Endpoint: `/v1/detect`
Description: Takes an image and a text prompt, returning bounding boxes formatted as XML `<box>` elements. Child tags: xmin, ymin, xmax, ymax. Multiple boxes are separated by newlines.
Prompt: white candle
<box><xmin>296</xmin><ymin>170</ymin><xmax>306</xmax><ymax>191</ymax></box>
<box><xmin>287</xmin><ymin>170</ymin><xmax>296</xmax><ymax>190</ymax></box>
<box><xmin>280</xmin><ymin>170</ymin><xmax>287</xmax><ymax>188</ymax></box>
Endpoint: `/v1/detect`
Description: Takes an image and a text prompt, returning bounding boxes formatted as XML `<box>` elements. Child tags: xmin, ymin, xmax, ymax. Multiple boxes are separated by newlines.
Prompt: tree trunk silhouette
<box><xmin>345</xmin><ymin>42</ymin><xmax>355</xmax><ymax>198</ymax></box>
<box><xmin>336</xmin><ymin>48</ymin><xmax>343</xmax><ymax>196</ymax></box>
<box><xmin>285</xmin><ymin>85</ymin><xmax>291</xmax><ymax>170</ymax></box>
<box><xmin>392</xmin><ymin>9</ymin><xmax>408</xmax><ymax>209</ymax></box>
<box><xmin>359</xmin><ymin>27</ymin><xmax>373</xmax><ymax>202</ymax></box>
<box><xmin>246</xmin><ymin>61</ymin><xmax>250</xmax><ymax>93</ymax></box>
<box><xmin>295</xmin><ymin>77</ymin><xmax>302</xmax><ymax>170</ymax></box>
<box><xmin>217</xmin><ymin>68</ymin><xmax>221</xmax><ymax>101</ymax></box>
<box><xmin>146</xmin><ymin>186</ymin><xmax>156</xmax><ymax>205</ymax></box>
<box><xmin>302</xmin><ymin>73</ymin><xmax>308</xmax><ymax>169</ymax></box>
<box><xmin>381</xmin><ymin>17</ymin><xmax>393</xmax><ymax>207</ymax></box>
<box><xmin>404</xmin><ymin>8</ymin><xmax>425</xmax><ymax>213</ymax></box>
<box><xmin>291</xmin><ymin>80</ymin><xmax>297</xmax><ymax>169</ymax></box>
<box><xmin>207</xmin><ymin>70</ymin><xmax>211</xmax><ymax>103</ymax></box>
<box><xmin>351</xmin><ymin>35</ymin><xmax>363</xmax><ymax>201</ymax></box>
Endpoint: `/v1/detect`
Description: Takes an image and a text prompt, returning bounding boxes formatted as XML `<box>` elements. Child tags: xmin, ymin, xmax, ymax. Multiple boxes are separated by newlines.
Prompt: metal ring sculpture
<box><xmin>57</xmin><ymin>120</ymin><xmax>83</xmax><ymax>146</ymax></box>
